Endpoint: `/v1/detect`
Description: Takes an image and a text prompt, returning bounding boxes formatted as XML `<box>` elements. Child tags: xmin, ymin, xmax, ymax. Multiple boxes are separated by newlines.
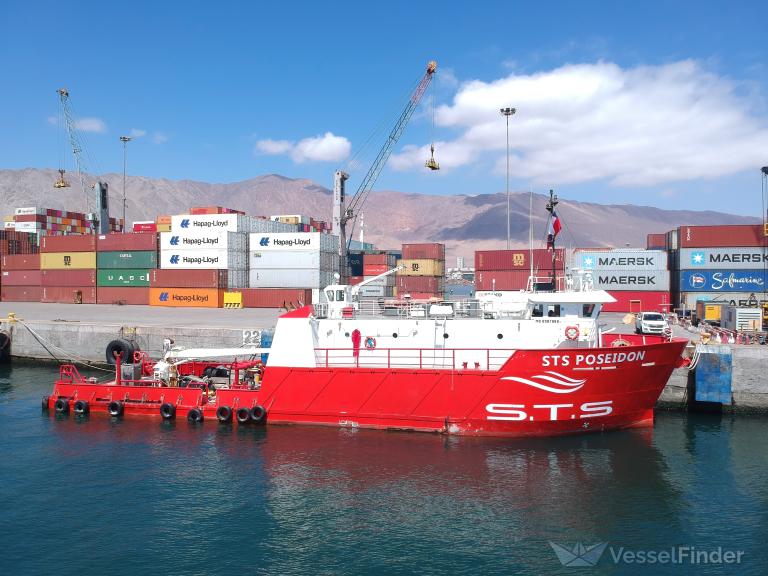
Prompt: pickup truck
<box><xmin>635</xmin><ymin>311</ymin><xmax>668</xmax><ymax>335</ymax></box>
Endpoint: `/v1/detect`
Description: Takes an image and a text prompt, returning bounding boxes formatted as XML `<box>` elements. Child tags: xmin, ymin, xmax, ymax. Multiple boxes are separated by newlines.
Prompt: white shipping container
<box><xmin>248</xmin><ymin>232</ymin><xmax>339</xmax><ymax>253</ymax></box>
<box><xmin>590</xmin><ymin>269</ymin><xmax>670</xmax><ymax>291</ymax></box>
<box><xmin>160</xmin><ymin>249</ymin><xmax>247</xmax><ymax>270</ymax></box>
<box><xmin>721</xmin><ymin>306</ymin><xmax>763</xmax><ymax>331</ymax></box>
<box><xmin>226</xmin><ymin>269</ymin><xmax>249</xmax><ymax>289</ymax></box>
<box><xmin>15</xmin><ymin>207</ymin><xmax>40</xmax><ymax>216</ymax></box>
<box><xmin>248</xmin><ymin>269</ymin><xmax>337</xmax><ymax>289</ymax></box>
<box><xmin>160</xmin><ymin>231</ymin><xmax>247</xmax><ymax>251</ymax></box>
<box><xmin>13</xmin><ymin>221</ymin><xmax>43</xmax><ymax>231</ymax></box>
<box><xmin>357</xmin><ymin>285</ymin><xmax>395</xmax><ymax>298</ymax></box>
<box><xmin>574</xmin><ymin>249</ymin><xmax>668</xmax><ymax>271</ymax></box>
<box><xmin>362</xmin><ymin>275</ymin><xmax>396</xmax><ymax>287</ymax></box>
<box><xmin>250</xmin><ymin>218</ymin><xmax>297</xmax><ymax>233</ymax></box>
<box><xmin>678</xmin><ymin>248</ymin><xmax>768</xmax><ymax>270</ymax></box>
<box><xmin>4</xmin><ymin>222</ymin><xmax>16</xmax><ymax>229</ymax></box>
<box><xmin>249</xmin><ymin>250</ymin><xmax>338</xmax><ymax>270</ymax></box>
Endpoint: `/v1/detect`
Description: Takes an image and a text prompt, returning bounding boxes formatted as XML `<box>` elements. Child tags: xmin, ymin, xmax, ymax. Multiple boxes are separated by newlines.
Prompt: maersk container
<box><xmin>160</xmin><ymin>249</ymin><xmax>247</xmax><ymax>270</ymax></box>
<box><xmin>149</xmin><ymin>269</ymin><xmax>229</xmax><ymax>288</ymax></box>
<box><xmin>678</xmin><ymin>248</ymin><xmax>768</xmax><ymax>270</ymax></box>
<box><xmin>679</xmin><ymin>269</ymin><xmax>768</xmax><ymax>292</ymax></box>
<box><xmin>41</xmin><ymin>270</ymin><xmax>97</xmax><ymax>287</ymax></box>
<box><xmin>678</xmin><ymin>291</ymin><xmax>767</xmax><ymax>310</ymax></box>
<box><xmin>678</xmin><ymin>225</ymin><xmax>766</xmax><ymax>248</ymax></box>
<box><xmin>247</xmin><ymin>232</ymin><xmax>338</xmax><ymax>252</ymax></box>
<box><xmin>574</xmin><ymin>249</ymin><xmax>668</xmax><ymax>271</ymax></box>
<box><xmin>159</xmin><ymin>231</ymin><xmax>247</xmax><ymax>251</ymax></box>
<box><xmin>475</xmin><ymin>249</ymin><xmax>565</xmax><ymax>272</ymax></box>
<box><xmin>96</xmin><ymin>233</ymin><xmax>158</xmax><ymax>252</ymax></box>
<box><xmin>249</xmin><ymin>250</ymin><xmax>338</xmax><ymax>270</ymax></box>
<box><xmin>591</xmin><ymin>270</ymin><xmax>670</xmax><ymax>291</ymax></box>
<box><xmin>96</xmin><ymin>269</ymin><xmax>150</xmax><ymax>287</ymax></box>
<box><xmin>97</xmin><ymin>251</ymin><xmax>158</xmax><ymax>269</ymax></box>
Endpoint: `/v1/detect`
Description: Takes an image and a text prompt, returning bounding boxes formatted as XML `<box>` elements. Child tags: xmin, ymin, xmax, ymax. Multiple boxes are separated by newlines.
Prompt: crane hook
<box><xmin>425</xmin><ymin>143</ymin><xmax>440</xmax><ymax>171</ymax></box>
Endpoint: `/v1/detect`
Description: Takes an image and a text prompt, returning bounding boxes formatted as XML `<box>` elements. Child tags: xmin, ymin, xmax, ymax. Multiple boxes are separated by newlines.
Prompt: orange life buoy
<box><xmin>565</xmin><ymin>326</ymin><xmax>580</xmax><ymax>340</ymax></box>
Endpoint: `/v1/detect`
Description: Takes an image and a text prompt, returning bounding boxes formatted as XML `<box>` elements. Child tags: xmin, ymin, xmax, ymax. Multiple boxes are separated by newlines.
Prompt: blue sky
<box><xmin>2</xmin><ymin>0</ymin><xmax>767</xmax><ymax>216</ymax></box>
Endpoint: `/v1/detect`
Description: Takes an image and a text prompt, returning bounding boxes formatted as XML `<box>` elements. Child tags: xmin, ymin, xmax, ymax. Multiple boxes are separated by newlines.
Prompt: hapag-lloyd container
<box><xmin>1</xmin><ymin>270</ymin><xmax>42</xmax><ymax>285</ymax></box>
<box><xmin>159</xmin><ymin>231</ymin><xmax>247</xmax><ymax>251</ymax></box>
<box><xmin>160</xmin><ymin>249</ymin><xmax>247</xmax><ymax>270</ymax></box>
<box><xmin>678</xmin><ymin>291</ymin><xmax>768</xmax><ymax>309</ymax></box>
<box><xmin>575</xmin><ymin>249</ymin><xmax>668</xmax><ymax>271</ymax></box>
<box><xmin>171</xmin><ymin>214</ymin><xmax>250</xmax><ymax>233</ymax></box>
<box><xmin>1</xmin><ymin>254</ymin><xmax>41</xmax><ymax>270</ymax></box>
<box><xmin>397</xmin><ymin>259</ymin><xmax>445</xmax><ymax>277</ymax></box>
<box><xmin>475</xmin><ymin>249</ymin><xmax>565</xmax><ymax>271</ymax></box>
<box><xmin>401</xmin><ymin>243</ymin><xmax>445</xmax><ymax>260</ymax></box>
<box><xmin>247</xmin><ymin>232</ymin><xmax>338</xmax><ymax>252</ymax></box>
<box><xmin>679</xmin><ymin>269</ymin><xmax>768</xmax><ymax>292</ymax></box>
<box><xmin>41</xmin><ymin>286</ymin><xmax>97</xmax><ymax>304</ymax></box>
<box><xmin>149</xmin><ymin>269</ymin><xmax>228</xmax><ymax>288</ymax></box>
<box><xmin>236</xmin><ymin>288</ymin><xmax>313</xmax><ymax>308</ymax></box>
<box><xmin>591</xmin><ymin>270</ymin><xmax>670</xmax><ymax>291</ymax></box>
<box><xmin>679</xmin><ymin>224</ymin><xmax>766</xmax><ymax>248</ymax></box>
<box><xmin>96</xmin><ymin>269</ymin><xmax>150</xmax><ymax>287</ymax></box>
<box><xmin>41</xmin><ymin>270</ymin><xmax>96</xmax><ymax>287</ymax></box>
<box><xmin>602</xmin><ymin>291</ymin><xmax>672</xmax><ymax>313</ymax></box>
<box><xmin>97</xmin><ymin>287</ymin><xmax>150</xmax><ymax>305</ymax></box>
<box><xmin>149</xmin><ymin>287</ymin><xmax>223</xmax><ymax>308</ymax></box>
<box><xmin>1</xmin><ymin>285</ymin><xmax>42</xmax><ymax>301</ymax></box>
<box><xmin>97</xmin><ymin>233</ymin><xmax>158</xmax><ymax>252</ymax></box>
<box><xmin>40</xmin><ymin>252</ymin><xmax>96</xmax><ymax>270</ymax></box>
<box><xmin>97</xmin><ymin>251</ymin><xmax>158</xmax><ymax>269</ymax></box>
<box><xmin>248</xmin><ymin>268</ymin><xmax>335</xmax><ymax>289</ymax></box>
<box><xmin>249</xmin><ymin>250</ymin><xmax>338</xmax><ymax>270</ymax></box>
<box><xmin>678</xmin><ymin>248</ymin><xmax>768</xmax><ymax>270</ymax></box>
<box><xmin>40</xmin><ymin>235</ymin><xmax>96</xmax><ymax>253</ymax></box>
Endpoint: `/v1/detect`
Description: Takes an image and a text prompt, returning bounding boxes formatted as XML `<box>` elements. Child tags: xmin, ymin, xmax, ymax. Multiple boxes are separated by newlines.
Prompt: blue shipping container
<box><xmin>679</xmin><ymin>269</ymin><xmax>768</xmax><ymax>292</ymax></box>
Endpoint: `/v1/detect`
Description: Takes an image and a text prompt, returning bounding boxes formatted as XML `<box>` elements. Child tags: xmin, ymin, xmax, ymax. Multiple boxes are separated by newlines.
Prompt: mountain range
<box><xmin>0</xmin><ymin>168</ymin><xmax>759</xmax><ymax>262</ymax></box>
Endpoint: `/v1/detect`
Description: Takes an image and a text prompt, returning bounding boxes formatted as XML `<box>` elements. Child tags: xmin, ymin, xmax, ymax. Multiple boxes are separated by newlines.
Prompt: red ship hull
<box><xmin>48</xmin><ymin>335</ymin><xmax>688</xmax><ymax>437</ymax></box>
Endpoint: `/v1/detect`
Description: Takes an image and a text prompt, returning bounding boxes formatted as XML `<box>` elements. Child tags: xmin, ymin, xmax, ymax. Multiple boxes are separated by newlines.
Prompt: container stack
<box><xmin>248</xmin><ymin>232</ymin><xmax>339</xmax><ymax>290</ymax></box>
<box><xmin>39</xmin><ymin>235</ymin><xmax>97</xmax><ymax>304</ymax></box>
<box><xmin>396</xmin><ymin>243</ymin><xmax>446</xmax><ymax>299</ymax></box>
<box><xmin>155</xmin><ymin>216</ymin><xmax>172</xmax><ymax>233</ymax></box>
<box><xmin>573</xmin><ymin>248</ymin><xmax>670</xmax><ymax>313</ymax></box>
<box><xmin>11</xmin><ymin>207</ymin><xmax>121</xmax><ymax>235</ymax></box>
<box><xmin>355</xmin><ymin>252</ymin><xmax>398</xmax><ymax>298</ymax></box>
<box><xmin>1</xmin><ymin>254</ymin><xmax>42</xmax><ymax>302</ymax></box>
<box><xmin>474</xmin><ymin>249</ymin><xmax>565</xmax><ymax>292</ymax></box>
<box><xmin>96</xmin><ymin>233</ymin><xmax>159</xmax><ymax>305</ymax></box>
<box><xmin>270</xmin><ymin>214</ymin><xmax>331</xmax><ymax>233</ymax></box>
<box><xmin>190</xmin><ymin>206</ymin><xmax>245</xmax><ymax>215</ymax></box>
<box><xmin>674</xmin><ymin>224</ymin><xmax>768</xmax><ymax>310</ymax></box>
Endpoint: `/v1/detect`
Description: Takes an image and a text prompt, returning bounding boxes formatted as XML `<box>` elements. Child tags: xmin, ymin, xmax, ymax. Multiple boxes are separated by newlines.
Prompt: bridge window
<box><xmin>582</xmin><ymin>304</ymin><xmax>596</xmax><ymax>317</ymax></box>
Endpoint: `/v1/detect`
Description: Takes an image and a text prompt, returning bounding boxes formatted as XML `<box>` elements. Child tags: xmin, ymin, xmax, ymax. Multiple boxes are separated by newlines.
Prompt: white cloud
<box><xmin>255</xmin><ymin>132</ymin><xmax>351</xmax><ymax>164</ymax></box>
<box><xmin>389</xmin><ymin>60</ymin><xmax>768</xmax><ymax>187</ymax></box>
<box><xmin>129</xmin><ymin>128</ymin><xmax>146</xmax><ymax>138</ymax></box>
<box><xmin>74</xmin><ymin>117</ymin><xmax>107</xmax><ymax>133</ymax></box>
<box><xmin>46</xmin><ymin>116</ymin><xmax>58</xmax><ymax>126</ymax></box>
<box><xmin>152</xmin><ymin>132</ymin><xmax>168</xmax><ymax>144</ymax></box>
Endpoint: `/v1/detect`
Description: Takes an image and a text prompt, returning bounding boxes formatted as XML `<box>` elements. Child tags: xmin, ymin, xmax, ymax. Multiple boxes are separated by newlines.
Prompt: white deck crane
<box><xmin>54</xmin><ymin>88</ymin><xmax>111</xmax><ymax>235</ymax></box>
<box><xmin>333</xmin><ymin>61</ymin><xmax>437</xmax><ymax>279</ymax></box>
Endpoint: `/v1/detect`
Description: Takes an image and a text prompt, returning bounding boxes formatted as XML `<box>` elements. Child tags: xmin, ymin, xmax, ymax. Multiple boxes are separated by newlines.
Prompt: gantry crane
<box><xmin>333</xmin><ymin>60</ymin><xmax>438</xmax><ymax>278</ymax></box>
<box><xmin>54</xmin><ymin>88</ymin><xmax>111</xmax><ymax>234</ymax></box>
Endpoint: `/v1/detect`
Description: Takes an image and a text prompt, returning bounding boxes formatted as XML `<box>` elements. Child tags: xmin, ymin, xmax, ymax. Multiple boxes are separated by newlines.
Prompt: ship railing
<box><xmin>314</xmin><ymin>347</ymin><xmax>515</xmax><ymax>370</ymax></box>
<box><xmin>313</xmin><ymin>300</ymin><xmax>487</xmax><ymax>320</ymax></box>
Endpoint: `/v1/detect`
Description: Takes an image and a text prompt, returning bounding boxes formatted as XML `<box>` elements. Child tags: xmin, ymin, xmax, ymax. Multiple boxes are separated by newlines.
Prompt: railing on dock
<box><xmin>314</xmin><ymin>347</ymin><xmax>515</xmax><ymax>370</ymax></box>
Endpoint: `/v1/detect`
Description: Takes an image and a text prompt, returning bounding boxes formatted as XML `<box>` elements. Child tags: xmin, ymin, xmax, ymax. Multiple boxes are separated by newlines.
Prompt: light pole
<box><xmin>500</xmin><ymin>107</ymin><xmax>516</xmax><ymax>249</ymax></box>
<box><xmin>120</xmin><ymin>136</ymin><xmax>132</xmax><ymax>232</ymax></box>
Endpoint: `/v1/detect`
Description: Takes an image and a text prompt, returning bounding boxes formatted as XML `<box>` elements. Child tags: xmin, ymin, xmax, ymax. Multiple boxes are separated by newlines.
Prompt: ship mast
<box><xmin>545</xmin><ymin>189</ymin><xmax>559</xmax><ymax>292</ymax></box>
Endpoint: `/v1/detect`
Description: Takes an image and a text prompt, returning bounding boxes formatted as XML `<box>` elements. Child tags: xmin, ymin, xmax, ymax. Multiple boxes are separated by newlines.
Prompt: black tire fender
<box><xmin>250</xmin><ymin>405</ymin><xmax>267</xmax><ymax>424</ymax></box>
<box><xmin>73</xmin><ymin>400</ymin><xmax>89</xmax><ymax>415</ymax></box>
<box><xmin>216</xmin><ymin>406</ymin><xmax>233</xmax><ymax>423</ymax></box>
<box><xmin>106</xmin><ymin>339</ymin><xmax>136</xmax><ymax>365</ymax></box>
<box><xmin>187</xmin><ymin>408</ymin><xmax>204</xmax><ymax>423</ymax></box>
<box><xmin>160</xmin><ymin>402</ymin><xmax>176</xmax><ymax>420</ymax></box>
<box><xmin>236</xmin><ymin>407</ymin><xmax>251</xmax><ymax>424</ymax></box>
<box><xmin>54</xmin><ymin>398</ymin><xmax>69</xmax><ymax>414</ymax></box>
<box><xmin>108</xmin><ymin>400</ymin><xmax>124</xmax><ymax>417</ymax></box>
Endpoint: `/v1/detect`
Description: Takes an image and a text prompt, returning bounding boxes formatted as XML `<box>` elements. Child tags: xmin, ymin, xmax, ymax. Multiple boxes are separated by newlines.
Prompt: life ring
<box><xmin>216</xmin><ymin>406</ymin><xmax>233</xmax><ymax>423</ymax></box>
<box><xmin>187</xmin><ymin>408</ymin><xmax>204</xmax><ymax>423</ymax></box>
<box><xmin>565</xmin><ymin>326</ymin><xmax>580</xmax><ymax>341</ymax></box>
<box><xmin>108</xmin><ymin>400</ymin><xmax>124</xmax><ymax>417</ymax></box>
<box><xmin>364</xmin><ymin>336</ymin><xmax>377</xmax><ymax>350</ymax></box>
<box><xmin>160</xmin><ymin>402</ymin><xmax>176</xmax><ymax>420</ymax></box>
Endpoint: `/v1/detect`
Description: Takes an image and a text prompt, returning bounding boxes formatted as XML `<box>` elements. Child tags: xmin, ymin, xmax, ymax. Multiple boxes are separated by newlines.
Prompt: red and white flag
<box><xmin>546</xmin><ymin>210</ymin><xmax>562</xmax><ymax>249</ymax></box>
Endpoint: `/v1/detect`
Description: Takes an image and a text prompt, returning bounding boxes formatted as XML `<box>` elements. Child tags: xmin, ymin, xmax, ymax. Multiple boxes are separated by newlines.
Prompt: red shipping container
<box><xmin>97</xmin><ymin>287</ymin><xmax>150</xmax><ymax>305</ymax></box>
<box><xmin>40</xmin><ymin>286</ymin><xmax>97</xmax><ymax>304</ymax></box>
<box><xmin>40</xmin><ymin>235</ymin><xmax>96</xmax><ymax>253</ymax></box>
<box><xmin>363</xmin><ymin>264</ymin><xmax>390</xmax><ymax>275</ymax></box>
<box><xmin>1</xmin><ymin>285</ymin><xmax>42</xmax><ymax>302</ymax></box>
<box><xmin>401</xmin><ymin>243</ymin><xmax>445</xmax><ymax>260</ymax></box>
<box><xmin>149</xmin><ymin>269</ymin><xmax>228</xmax><ymax>288</ymax></box>
<box><xmin>237</xmin><ymin>288</ymin><xmax>313</xmax><ymax>308</ymax></box>
<box><xmin>131</xmin><ymin>223</ymin><xmax>158</xmax><ymax>233</ymax></box>
<box><xmin>1</xmin><ymin>270</ymin><xmax>42</xmax><ymax>285</ymax></box>
<box><xmin>363</xmin><ymin>253</ymin><xmax>387</xmax><ymax>265</ymax></box>
<box><xmin>14</xmin><ymin>214</ymin><xmax>48</xmax><ymax>223</ymax></box>
<box><xmin>190</xmin><ymin>206</ymin><xmax>242</xmax><ymax>215</ymax></box>
<box><xmin>602</xmin><ymin>291</ymin><xmax>671</xmax><ymax>313</ymax></box>
<box><xmin>475</xmin><ymin>270</ymin><xmax>566</xmax><ymax>291</ymax></box>
<box><xmin>97</xmin><ymin>233</ymin><xmax>158</xmax><ymax>252</ymax></box>
<box><xmin>396</xmin><ymin>276</ymin><xmax>445</xmax><ymax>293</ymax></box>
<box><xmin>678</xmin><ymin>225</ymin><xmax>766</xmax><ymax>248</ymax></box>
<box><xmin>475</xmin><ymin>249</ymin><xmax>565</xmax><ymax>271</ymax></box>
<box><xmin>1</xmin><ymin>254</ymin><xmax>41</xmax><ymax>270</ymax></box>
<box><xmin>41</xmin><ymin>270</ymin><xmax>97</xmax><ymax>287</ymax></box>
<box><xmin>646</xmin><ymin>233</ymin><xmax>666</xmax><ymax>250</ymax></box>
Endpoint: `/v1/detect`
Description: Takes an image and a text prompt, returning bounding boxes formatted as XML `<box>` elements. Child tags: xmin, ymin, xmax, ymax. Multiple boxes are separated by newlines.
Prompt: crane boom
<box><xmin>56</xmin><ymin>88</ymin><xmax>111</xmax><ymax>234</ymax></box>
<box><xmin>334</xmin><ymin>61</ymin><xmax>437</xmax><ymax>278</ymax></box>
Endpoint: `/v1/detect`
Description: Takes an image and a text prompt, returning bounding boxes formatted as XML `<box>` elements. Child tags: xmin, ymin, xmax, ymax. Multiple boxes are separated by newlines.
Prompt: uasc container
<box><xmin>97</xmin><ymin>269</ymin><xmax>150</xmax><ymax>287</ymax></box>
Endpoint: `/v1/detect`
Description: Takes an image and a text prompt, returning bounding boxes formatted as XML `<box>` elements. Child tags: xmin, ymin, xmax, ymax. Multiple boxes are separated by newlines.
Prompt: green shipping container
<box><xmin>97</xmin><ymin>250</ymin><xmax>158</xmax><ymax>269</ymax></box>
<box><xmin>97</xmin><ymin>269</ymin><xmax>151</xmax><ymax>287</ymax></box>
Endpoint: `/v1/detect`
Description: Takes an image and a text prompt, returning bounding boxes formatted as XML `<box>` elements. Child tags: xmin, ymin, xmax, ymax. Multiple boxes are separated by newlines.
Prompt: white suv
<box><xmin>635</xmin><ymin>312</ymin><xmax>667</xmax><ymax>335</ymax></box>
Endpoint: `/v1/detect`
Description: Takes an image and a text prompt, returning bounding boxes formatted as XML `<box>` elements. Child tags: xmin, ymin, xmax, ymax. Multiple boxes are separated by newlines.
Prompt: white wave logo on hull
<box><xmin>500</xmin><ymin>371</ymin><xmax>587</xmax><ymax>393</ymax></box>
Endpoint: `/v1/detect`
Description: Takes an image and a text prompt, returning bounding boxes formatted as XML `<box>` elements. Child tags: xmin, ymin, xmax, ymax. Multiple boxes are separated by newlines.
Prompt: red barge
<box><xmin>46</xmin><ymin>276</ymin><xmax>689</xmax><ymax>437</ymax></box>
